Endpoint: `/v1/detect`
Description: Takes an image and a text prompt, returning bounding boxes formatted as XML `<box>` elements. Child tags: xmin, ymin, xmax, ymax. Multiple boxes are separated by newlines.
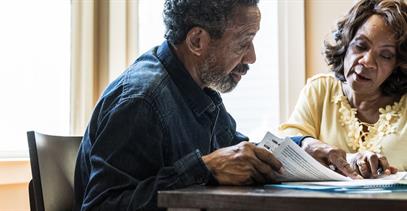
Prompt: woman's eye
<box><xmin>350</xmin><ymin>40</ymin><xmax>367</xmax><ymax>51</ymax></box>
<box><xmin>355</xmin><ymin>44</ymin><xmax>367</xmax><ymax>51</ymax></box>
<box><xmin>381</xmin><ymin>53</ymin><xmax>395</xmax><ymax>60</ymax></box>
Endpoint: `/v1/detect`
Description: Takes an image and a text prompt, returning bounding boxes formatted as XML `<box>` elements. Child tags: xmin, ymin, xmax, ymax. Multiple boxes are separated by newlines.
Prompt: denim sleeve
<box><xmin>235</xmin><ymin>131</ymin><xmax>249</xmax><ymax>143</ymax></box>
<box><xmin>79</xmin><ymin>98</ymin><xmax>211</xmax><ymax>210</ymax></box>
<box><xmin>289</xmin><ymin>136</ymin><xmax>313</xmax><ymax>146</ymax></box>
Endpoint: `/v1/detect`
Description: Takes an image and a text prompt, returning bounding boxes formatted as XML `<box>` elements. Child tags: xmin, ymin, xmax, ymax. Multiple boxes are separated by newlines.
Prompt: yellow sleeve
<box><xmin>278</xmin><ymin>76</ymin><xmax>326</xmax><ymax>138</ymax></box>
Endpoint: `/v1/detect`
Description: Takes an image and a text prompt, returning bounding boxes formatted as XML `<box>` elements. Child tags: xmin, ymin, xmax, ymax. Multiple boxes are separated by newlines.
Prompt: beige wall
<box><xmin>305</xmin><ymin>0</ymin><xmax>355</xmax><ymax>78</ymax></box>
<box><xmin>0</xmin><ymin>160</ymin><xmax>31</xmax><ymax>211</ymax></box>
<box><xmin>0</xmin><ymin>183</ymin><xmax>30</xmax><ymax>211</ymax></box>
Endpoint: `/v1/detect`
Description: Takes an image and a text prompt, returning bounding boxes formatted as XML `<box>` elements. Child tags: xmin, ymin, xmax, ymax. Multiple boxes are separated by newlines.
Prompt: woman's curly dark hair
<box><xmin>163</xmin><ymin>0</ymin><xmax>259</xmax><ymax>45</ymax></box>
<box><xmin>324</xmin><ymin>0</ymin><xmax>407</xmax><ymax>96</ymax></box>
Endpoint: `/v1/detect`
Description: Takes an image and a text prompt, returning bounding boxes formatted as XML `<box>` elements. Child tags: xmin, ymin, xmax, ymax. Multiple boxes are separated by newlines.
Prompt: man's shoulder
<box><xmin>110</xmin><ymin>50</ymin><xmax>172</xmax><ymax>102</ymax></box>
<box><xmin>126</xmin><ymin>60</ymin><xmax>168</xmax><ymax>95</ymax></box>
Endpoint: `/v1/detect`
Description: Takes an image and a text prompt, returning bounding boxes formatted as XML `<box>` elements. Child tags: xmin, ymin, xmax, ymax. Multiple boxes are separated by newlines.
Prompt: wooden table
<box><xmin>158</xmin><ymin>185</ymin><xmax>407</xmax><ymax>211</ymax></box>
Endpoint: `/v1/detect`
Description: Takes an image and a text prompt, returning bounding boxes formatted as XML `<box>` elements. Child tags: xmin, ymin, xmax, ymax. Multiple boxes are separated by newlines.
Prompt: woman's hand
<box><xmin>347</xmin><ymin>151</ymin><xmax>398</xmax><ymax>178</ymax></box>
<box><xmin>301</xmin><ymin>137</ymin><xmax>362</xmax><ymax>179</ymax></box>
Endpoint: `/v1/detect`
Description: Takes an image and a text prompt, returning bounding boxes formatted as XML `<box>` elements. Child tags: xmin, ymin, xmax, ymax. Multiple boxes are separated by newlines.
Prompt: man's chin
<box><xmin>212</xmin><ymin>82</ymin><xmax>238</xmax><ymax>93</ymax></box>
<box><xmin>220</xmin><ymin>86</ymin><xmax>236</xmax><ymax>93</ymax></box>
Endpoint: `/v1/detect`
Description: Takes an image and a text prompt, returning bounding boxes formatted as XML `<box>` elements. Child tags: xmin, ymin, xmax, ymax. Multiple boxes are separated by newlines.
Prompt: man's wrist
<box><xmin>174</xmin><ymin>149</ymin><xmax>212</xmax><ymax>185</ymax></box>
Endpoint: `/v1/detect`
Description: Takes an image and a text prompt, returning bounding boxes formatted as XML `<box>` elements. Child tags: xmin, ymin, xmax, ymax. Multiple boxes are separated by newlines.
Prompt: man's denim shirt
<box><xmin>74</xmin><ymin>41</ymin><xmax>249</xmax><ymax>210</ymax></box>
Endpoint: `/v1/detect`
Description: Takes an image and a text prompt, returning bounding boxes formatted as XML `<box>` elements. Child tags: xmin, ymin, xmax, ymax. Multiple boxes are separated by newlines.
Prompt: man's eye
<box><xmin>240</xmin><ymin>43</ymin><xmax>250</xmax><ymax>49</ymax></box>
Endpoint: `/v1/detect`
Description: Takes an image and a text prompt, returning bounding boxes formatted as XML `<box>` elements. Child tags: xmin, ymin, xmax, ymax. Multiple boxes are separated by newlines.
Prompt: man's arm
<box><xmin>77</xmin><ymin>99</ymin><xmax>211</xmax><ymax>210</ymax></box>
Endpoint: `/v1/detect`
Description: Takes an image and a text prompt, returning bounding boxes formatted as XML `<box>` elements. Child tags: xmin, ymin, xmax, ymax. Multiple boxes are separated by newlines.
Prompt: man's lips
<box><xmin>233</xmin><ymin>64</ymin><xmax>249</xmax><ymax>76</ymax></box>
<box><xmin>230</xmin><ymin>64</ymin><xmax>249</xmax><ymax>82</ymax></box>
<box><xmin>231</xmin><ymin>72</ymin><xmax>242</xmax><ymax>81</ymax></box>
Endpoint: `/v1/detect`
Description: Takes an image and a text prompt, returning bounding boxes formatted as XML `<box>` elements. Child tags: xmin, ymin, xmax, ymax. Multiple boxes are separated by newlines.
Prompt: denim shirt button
<box><xmin>197</xmin><ymin>177</ymin><xmax>204</xmax><ymax>184</ymax></box>
<box><xmin>208</xmin><ymin>105</ymin><xmax>216</xmax><ymax>112</ymax></box>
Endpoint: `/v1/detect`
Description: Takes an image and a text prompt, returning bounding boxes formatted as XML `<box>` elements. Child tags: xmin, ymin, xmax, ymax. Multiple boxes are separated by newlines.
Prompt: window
<box><xmin>138</xmin><ymin>0</ymin><xmax>165</xmax><ymax>54</ymax></box>
<box><xmin>138</xmin><ymin>1</ymin><xmax>280</xmax><ymax>142</ymax></box>
<box><xmin>0</xmin><ymin>0</ymin><xmax>71</xmax><ymax>158</ymax></box>
<box><xmin>222</xmin><ymin>1</ymin><xmax>279</xmax><ymax>141</ymax></box>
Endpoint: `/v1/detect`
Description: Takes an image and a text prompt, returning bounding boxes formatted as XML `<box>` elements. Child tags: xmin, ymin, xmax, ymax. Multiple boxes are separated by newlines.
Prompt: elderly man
<box><xmin>74</xmin><ymin>0</ymin><xmax>360</xmax><ymax>210</ymax></box>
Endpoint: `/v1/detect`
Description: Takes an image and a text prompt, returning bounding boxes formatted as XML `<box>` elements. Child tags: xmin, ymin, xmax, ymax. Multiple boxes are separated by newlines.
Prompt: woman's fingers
<box><xmin>353</xmin><ymin>152</ymin><xmax>396</xmax><ymax>178</ymax></box>
<box><xmin>356</xmin><ymin>160</ymin><xmax>371</xmax><ymax>178</ymax></box>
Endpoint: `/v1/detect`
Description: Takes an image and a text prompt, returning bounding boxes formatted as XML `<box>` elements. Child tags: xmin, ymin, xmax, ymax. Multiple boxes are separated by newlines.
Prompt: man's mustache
<box><xmin>233</xmin><ymin>64</ymin><xmax>250</xmax><ymax>75</ymax></box>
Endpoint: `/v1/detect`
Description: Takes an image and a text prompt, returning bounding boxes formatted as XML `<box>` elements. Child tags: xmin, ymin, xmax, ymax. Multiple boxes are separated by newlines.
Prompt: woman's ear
<box><xmin>185</xmin><ymin>27</ymin><xmax>210</xmax><ymax>56</ymax></box>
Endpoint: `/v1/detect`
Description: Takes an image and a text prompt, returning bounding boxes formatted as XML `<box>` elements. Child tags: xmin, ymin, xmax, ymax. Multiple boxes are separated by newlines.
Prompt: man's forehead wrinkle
<box><xmin>223</xmin><ymin>8</ymin><xmax>260</xmax><ymax>37</ymax></box>
<box><xmin>227</xmin><ymin>6</ymin><xmax>260</xmax><ymax>24</ymax></box>
<box><xmin>224</xmin><ymin>23</ymin><xmax>259</xmax><ymax>39</ymax></box>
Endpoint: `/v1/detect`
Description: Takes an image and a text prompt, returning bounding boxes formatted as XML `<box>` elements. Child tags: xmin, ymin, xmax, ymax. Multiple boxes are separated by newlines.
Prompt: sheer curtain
<box><xmin>70</xmin><ymin>0</ymin><xmax>307</xmax><ymax>140</ymax></box>
<box><xmin>70</xmin><ymin>0</ymin><xmax>138</xmax><ymax>135</ymax></box>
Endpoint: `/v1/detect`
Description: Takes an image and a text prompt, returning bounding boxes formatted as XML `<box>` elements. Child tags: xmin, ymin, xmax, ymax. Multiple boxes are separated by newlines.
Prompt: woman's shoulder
<box><xmin>304</xmin><ymin>73</ymin><xmax>341</xmax><ymax>94</ymax></box>
<box><xmin>306</xmin><ymin>73</ymin><xmax>338</xmax><ymax>84</ymax></box>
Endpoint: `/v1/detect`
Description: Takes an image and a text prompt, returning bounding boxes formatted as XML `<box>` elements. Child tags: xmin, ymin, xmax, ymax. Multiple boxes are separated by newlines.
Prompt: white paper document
<box><xmin>288</xmin><ymin>172</ymin><xmax>407</xmax><ymax>187</ymax></box>
<box><xmin>259</xmin><ymin>132</ymin><xmax>407</xmax><ymax>192</ymax></box>
<box><xmin>258</xmin><ymin>132</ymin><xmax>351</xmax><ymax>182</ymax></box>
<box><xmin>270</xmin><ymin>172</ymin><xmax>407</xmax><ymax>193</ymax></box>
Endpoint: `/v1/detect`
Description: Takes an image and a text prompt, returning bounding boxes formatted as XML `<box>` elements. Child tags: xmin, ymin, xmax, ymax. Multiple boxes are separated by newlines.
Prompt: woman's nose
<box><xmin>358</xmin><ymin>50</ymin><xmax>376</xmax><ymax>69</ymax></box>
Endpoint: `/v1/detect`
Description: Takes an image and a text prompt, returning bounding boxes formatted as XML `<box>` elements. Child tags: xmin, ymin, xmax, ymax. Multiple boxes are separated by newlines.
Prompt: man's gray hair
<box><xmin>163</xmin><ymin>0</ymin><xmax>259</xmax><ymax>44</ymax></box>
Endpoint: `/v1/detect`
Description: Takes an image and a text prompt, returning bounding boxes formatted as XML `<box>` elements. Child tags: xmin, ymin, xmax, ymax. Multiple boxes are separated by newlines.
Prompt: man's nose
<box><xmin>242</xmin><ymin>42</ymin><xmax>256</xmax><ymax>64</ymax></box>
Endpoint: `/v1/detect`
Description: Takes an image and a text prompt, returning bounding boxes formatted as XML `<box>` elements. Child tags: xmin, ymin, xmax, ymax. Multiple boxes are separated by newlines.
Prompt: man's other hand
<box><xmin>202</xmin><ymin>141</ymin><xmax>282</xmax><ymax>185</ymax></box>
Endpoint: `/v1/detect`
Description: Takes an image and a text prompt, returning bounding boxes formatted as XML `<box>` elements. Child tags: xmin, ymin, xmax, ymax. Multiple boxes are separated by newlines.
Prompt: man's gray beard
<box><xmin>199</xmin><ymin>57</ymin><xmax>238</xmax><ymax>93</ymax></box>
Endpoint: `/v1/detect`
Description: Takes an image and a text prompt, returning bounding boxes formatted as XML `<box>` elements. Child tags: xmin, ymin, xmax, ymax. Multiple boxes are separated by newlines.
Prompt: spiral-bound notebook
<box><xmin>267</xmin><ymin>172</ymin><xmax>407</xmax><ymax>193</ymax></box>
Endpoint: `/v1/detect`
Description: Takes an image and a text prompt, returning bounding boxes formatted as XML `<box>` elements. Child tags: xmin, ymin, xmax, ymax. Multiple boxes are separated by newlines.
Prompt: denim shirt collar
<box><xmin>156</xmin><ymin>41</ymin><xmax>222</xmax><ymax>116</ymax></box>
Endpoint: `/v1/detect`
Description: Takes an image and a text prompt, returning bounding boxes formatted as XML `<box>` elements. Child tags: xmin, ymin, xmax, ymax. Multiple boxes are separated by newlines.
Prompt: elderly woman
<box><xmin>279</xmin><ymin>0</ymin><xmax>407</xmax><ymax>177</ymax></box>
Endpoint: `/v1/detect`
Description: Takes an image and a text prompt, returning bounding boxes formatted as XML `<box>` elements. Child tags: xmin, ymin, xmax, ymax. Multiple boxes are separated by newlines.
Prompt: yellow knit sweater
<box><xmin>279</xmin><ymin>74</ymin><xmax>407</xmax><ymax>170</ymax></box>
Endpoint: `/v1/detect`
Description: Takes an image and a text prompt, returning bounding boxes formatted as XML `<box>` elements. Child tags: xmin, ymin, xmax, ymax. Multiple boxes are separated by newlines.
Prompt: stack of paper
<box><xmin>258</xmin><ymin>132</ymin><xmax>351</xmax><ymax>182</ymax></box>
<box><xmin>269</xmin><ymin>172</ymin><xmax>407</xmax><ymax>193</ymax></box>
<box><xmin>259</xmin><ymin>132</ymin><xmax>407</xmax><ymax>193</ymax></box>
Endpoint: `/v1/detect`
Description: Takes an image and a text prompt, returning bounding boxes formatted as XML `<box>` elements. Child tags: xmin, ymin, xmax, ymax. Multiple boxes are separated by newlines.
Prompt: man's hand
<box><xmin>347</xmin><ymin>151</ymin><xmax>398</xmax><ymax>178</ymax></box>
<box><xmin>301</xmin><ymin>137</ymin><xmax>362</xmax><ymax>179</ymax></box>
<box><xmin>202</xmin><ymin>141</ymin><xmax>282</xmax><ymax>185</ymax></box>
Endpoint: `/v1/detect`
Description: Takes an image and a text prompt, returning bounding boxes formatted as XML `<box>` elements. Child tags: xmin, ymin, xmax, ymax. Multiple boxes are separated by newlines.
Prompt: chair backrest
<box><xmin>27</xmin><ymin>131</ymin><xmax>82</xmax><ymax>211</ymax></box>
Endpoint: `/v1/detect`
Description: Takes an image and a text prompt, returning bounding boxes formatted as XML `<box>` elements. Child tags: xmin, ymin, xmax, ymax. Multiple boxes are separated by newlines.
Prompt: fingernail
<box><xmin>278</xmin><ymin>167</ymin><xmax>284</xmax><ymax>174</ymax></box>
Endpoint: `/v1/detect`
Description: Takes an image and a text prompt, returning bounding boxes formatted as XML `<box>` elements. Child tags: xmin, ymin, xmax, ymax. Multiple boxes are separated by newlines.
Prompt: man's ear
<box><xmin>185</xmin><ymin>27</ymin><xmax>210</xmax><ymax>56</ymax></box>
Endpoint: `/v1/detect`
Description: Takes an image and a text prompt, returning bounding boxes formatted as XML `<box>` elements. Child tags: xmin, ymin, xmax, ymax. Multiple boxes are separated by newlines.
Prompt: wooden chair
<box><xmin>27</xmin><ymin>131</ymin><xmax>82</xmax><ymax>211</ymax></box>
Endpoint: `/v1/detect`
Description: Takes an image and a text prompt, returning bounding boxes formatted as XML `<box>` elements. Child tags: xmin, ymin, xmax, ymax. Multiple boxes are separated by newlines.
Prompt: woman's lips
<box><xmin>354</xmin><ymin>72</ymin><xmax>370</xmax><ymax>81</ymax></box>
